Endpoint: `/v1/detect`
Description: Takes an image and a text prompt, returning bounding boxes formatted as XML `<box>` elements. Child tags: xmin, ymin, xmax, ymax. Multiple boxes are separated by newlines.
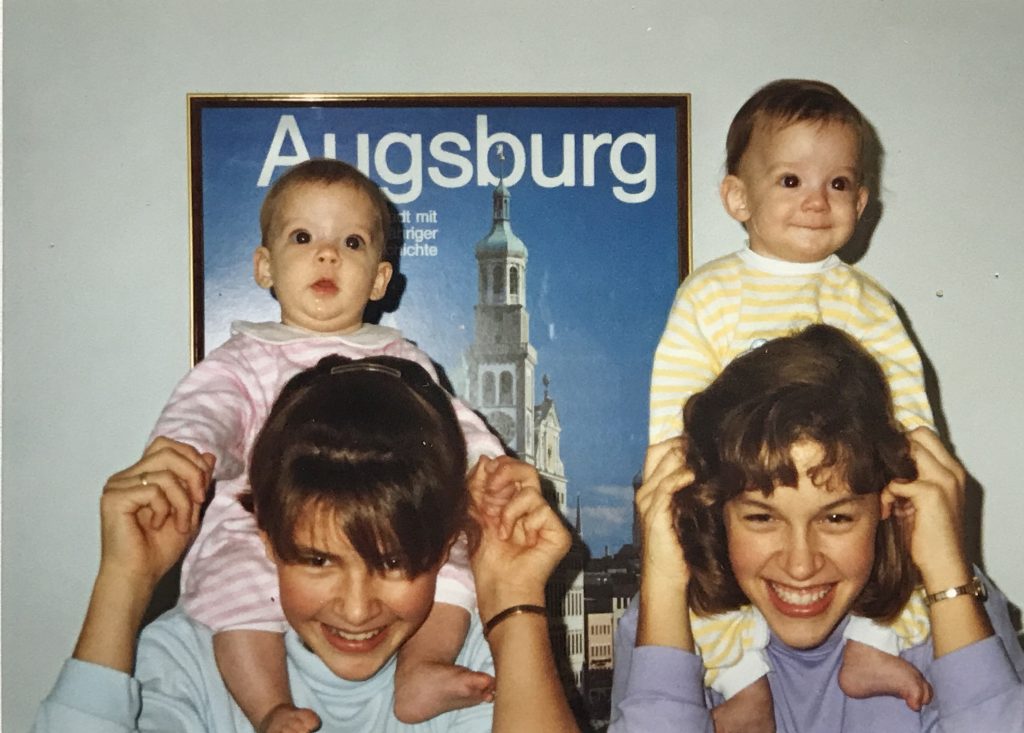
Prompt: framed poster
<box><xmin>188</xmin><ymin>93</ymin><xmax>690</xmax><ymax>726</ymax></box>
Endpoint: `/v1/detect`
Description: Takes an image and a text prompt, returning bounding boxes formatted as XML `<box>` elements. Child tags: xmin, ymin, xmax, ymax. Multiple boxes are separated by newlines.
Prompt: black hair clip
<box><xmin>330</xmin><ymin>361</ymin><xmax>404</xmax><ymax>379</ymax></box>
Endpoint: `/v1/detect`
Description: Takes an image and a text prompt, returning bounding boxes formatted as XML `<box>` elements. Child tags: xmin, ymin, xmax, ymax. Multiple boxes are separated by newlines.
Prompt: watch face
<box><xmin>971</xmin><ymin>578</ymin><xmax>988</xmax><ymax>602</ymax></box>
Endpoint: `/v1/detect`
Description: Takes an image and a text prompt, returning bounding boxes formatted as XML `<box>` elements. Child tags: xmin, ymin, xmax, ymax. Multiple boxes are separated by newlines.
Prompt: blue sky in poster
<box><xmin>198</xmin><ymin>102</ymin><xmax>684</xmax><ymax>556</ymax></box>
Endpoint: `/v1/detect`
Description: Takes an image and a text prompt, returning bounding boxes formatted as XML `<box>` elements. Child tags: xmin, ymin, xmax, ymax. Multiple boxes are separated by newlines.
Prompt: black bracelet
<box><xmin>483</xmin><ymin>604</ymin><xmax>547</xmax><ymax>637</ymax></box>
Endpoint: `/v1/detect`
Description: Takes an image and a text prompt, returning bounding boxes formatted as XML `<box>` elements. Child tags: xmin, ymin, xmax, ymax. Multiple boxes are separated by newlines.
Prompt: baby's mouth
<box><xmin>311</xmin><ymin>278</ymin><xmax>338</xmax><ymax>295</ymax></box>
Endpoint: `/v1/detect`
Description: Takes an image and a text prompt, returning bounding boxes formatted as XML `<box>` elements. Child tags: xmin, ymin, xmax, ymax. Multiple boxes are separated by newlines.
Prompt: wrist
<box><xmin>923</xmin><ymin>577</ymin><xmax>986</xmax><ymax>607</ymax></box>
<box><xmin>95</xmin><ymin>563</ymin><xmax>160</xmax><ymax>606</ymax></box>
<box><xmin>73</xmin><ymin>570</ymin><xmax>153</xmax><ymax>673</ymax></box>
<box><xmin>476</xmin><ymin>581</ymin><xmax>546</xmax><ymax>623</ymax></box>
<box><xmin>640</xmin><ymin>566</ymin><xmax>689</xmax><ymax>598</ymax></box>
<box><xmin>917</xmin><ymin>558</ymin><xmax>973</xmax><ymax>597</ymax></box>
<box><xmin>484</xmin><ymin>604</ymin><xmax>548</xmax><ymax>638</ymax></box>
<box><xmin>91</xmin><ymin>569</ymin><xmax>154</xmax><ymax>629</ymax></box>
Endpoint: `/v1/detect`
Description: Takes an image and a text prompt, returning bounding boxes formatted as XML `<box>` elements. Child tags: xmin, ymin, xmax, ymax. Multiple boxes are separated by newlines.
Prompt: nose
<box><xmin>780</xmin><ymin>528</ymin><xmax>824</xmax><ymax>581</ymax></box>
<box><xmin>316</xmin><ymin>241</ymin><xmax>340</xmax><ymax>265</ymax></box>
<box><xmin>801</xmin><ymin>185</ymin><xmax>829</xmax><ymax>212</ymax></box>
<box><xmin>330</xmin><ymin>570</ymin><xmax>381</xmax><ymax>626</ymax></box>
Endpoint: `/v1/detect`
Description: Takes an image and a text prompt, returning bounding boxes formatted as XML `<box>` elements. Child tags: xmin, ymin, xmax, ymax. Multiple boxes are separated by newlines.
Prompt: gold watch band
<box><xmin>923</xmin><ymin>576</ymin><xmax>987</xmax><ymax>607</ymax></box>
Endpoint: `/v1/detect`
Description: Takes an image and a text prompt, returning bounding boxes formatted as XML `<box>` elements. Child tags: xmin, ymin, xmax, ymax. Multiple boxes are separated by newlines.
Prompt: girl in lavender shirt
<box><xmin>611</xmin><ymin>325</ymin><xmax>1024</xmax><ymax>732</ymax></box>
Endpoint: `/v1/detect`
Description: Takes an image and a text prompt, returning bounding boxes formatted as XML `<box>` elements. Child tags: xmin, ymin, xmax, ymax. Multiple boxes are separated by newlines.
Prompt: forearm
<box><xmin>637</xmin><ymin>572</ymin><xmax>693</xmax><ymax>651</ymax></box>
<box><xmin>477</xmin><ymin>569</ymin><xmax>577</xmax><ymax>732</ymax></box>
<box><xmin>923</xmin><ymin>565</ymin><xmax>994</xmax><ymax>658</ymax></box>
<box><xmin>488</xmin><ymin>609</ymin><xmax>579</xmax><ymax>733</ymax></box>
<box><xmin>73</xmin><ymin>568</ymin><xmax>155</xmax><ymax>674</ymax></box>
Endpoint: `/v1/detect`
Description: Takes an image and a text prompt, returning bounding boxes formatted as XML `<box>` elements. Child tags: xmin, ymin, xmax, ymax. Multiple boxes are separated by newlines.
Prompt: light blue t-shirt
<box><xmin>33</xmin><ymin>607</ymin><xmax>495</xmax><ymax>732</ymax></box>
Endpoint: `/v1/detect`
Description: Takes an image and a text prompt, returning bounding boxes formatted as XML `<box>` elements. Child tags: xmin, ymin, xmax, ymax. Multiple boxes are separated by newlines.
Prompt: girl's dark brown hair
<box><xmin>676</xmin><ymin>325</ymin><xmax>918</xmax><ymax>621</ymax></box>
<box><xmin>242</xmin><ymin>355</ymin><xmax>467</xmax><ymax>577</ymax></box>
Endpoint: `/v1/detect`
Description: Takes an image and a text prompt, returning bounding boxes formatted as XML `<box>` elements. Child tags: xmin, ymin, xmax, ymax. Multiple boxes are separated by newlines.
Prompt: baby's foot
<box><xmin>258</xmin><ymin>703</ymin><xmax>321</xmax><ymax>733</ymax></box>
<box><xmin>711</xmin><ymin>676</ymin><xmax>776</xmax><ymax>733</ymax></box>
<box><xmin>839</xmin><ymin>640</ymin><xmax>933</xmax><ymax>711</ymax></box>
<box><xmin>394</xmin><ymin>660</ymin><xmax>496</xmax><ymax>723</ymax></box>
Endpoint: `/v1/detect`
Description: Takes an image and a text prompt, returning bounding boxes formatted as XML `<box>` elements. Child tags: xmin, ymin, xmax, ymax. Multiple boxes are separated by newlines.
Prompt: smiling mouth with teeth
<box><xmin>769</xmin><ymin>582</ymin><xmax>833</xmax><ymax>606</ymax></box>
<box><xmin>325</xmin><ymin>624</ymin><xmax>383</xmax><ymax>642</ymax></box>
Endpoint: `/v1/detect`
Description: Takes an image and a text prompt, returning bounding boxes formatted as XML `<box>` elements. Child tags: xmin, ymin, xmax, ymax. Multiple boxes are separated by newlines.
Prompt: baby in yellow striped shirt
<box><xmin>650</xmin><ymin>79</ymin><xmax>934</xmax><ymax>732</ymax></box>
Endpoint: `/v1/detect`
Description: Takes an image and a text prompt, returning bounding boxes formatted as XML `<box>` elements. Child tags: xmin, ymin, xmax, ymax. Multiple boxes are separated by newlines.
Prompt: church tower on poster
<box><xmin>465</xmin><ymin>181</ymin><xmax>586</xmax><ymax>688</ymax></box>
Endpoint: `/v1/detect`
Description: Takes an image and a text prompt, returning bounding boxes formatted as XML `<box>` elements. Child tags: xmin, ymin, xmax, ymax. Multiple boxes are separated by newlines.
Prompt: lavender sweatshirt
<box><xmin>610</xmin><ymin>574</ymin><xmax>1024</xmax><ymax>732</ymax></box>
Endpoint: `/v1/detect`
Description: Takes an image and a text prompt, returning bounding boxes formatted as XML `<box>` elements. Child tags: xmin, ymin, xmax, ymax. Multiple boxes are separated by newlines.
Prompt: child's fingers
<box><xmin>140</xmin><ymin>438</ymin><xmax>214</xmax><ymax>502</ymax></box>
<box><xmin>466</xmin><ymin>456</ymin><xmax>494</xmax><ymax>502</ymax></box>
<box><xmin>643</xmin><ymin>437</ymin><xmax>686</xmax><ymax>483</ymax></box>
<box><xmin>484</xmin><ymin>456</ymin><xmax>541</xmax><ymax>496</ymax></box>
<box><xmin>104</xmin><ymin>469</ymin><xmax>198</xmax><ymax>534</ymax></box>
<box><xmin>154</xmin><ymin>471</ymin><xmax>199</xmax><ymax>534</ymax></box>
<box><xmin>103</xmin><ymin>481</ymin><xmax>172</xmax><ymax>532</ymax></box>
<box><xmin>888</xmin><ymin>436</ymin><xmax>961</xmax><ymax>514</ymax></box>
<box><xmin>497</xmin><ymin>488</ymin><xmax>546</xmax><ymax>541</ymax></box>
<box><xmin>478</xmin><ymin>482</ymin><xmax>520</xmax><ymax>518</ymax></box>
<box><xmin>518</xmin><ymin>501</ymin><xmax>555</xmax><ymax>546</ymax></box>
<box><xmin>471</xmin><ymin>456</ymin><xmax>541</xmax><ymax>520</ymax></box>
<box><xmin>908</xmin><ymin>428</ymin><xmax>964</xmax><ymax>484</ymax></box>
<box><xmin>108</xmin><ymin>455</ymin><xmax>208</xmax><ymax>505</ymax></box>
<box><xmin>635</xmin><ymin>463</ymin><xmax>693</xmax><ymax>523</ymax></box>
<box><xmin>637</xmin><ymin>443</ymin><xmax>688</xmax><ymax>509</ymax></box>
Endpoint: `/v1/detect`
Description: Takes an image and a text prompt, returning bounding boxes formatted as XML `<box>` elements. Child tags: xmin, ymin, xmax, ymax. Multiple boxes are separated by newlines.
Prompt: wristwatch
<box><xmin>923</xmin><ymin>576</ymin><xmax>987</xmax><ymax>607</ymax></box>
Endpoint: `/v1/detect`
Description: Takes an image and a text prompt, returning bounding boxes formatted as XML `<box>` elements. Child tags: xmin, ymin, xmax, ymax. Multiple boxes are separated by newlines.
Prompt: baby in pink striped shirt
<box><xmin>149</xmin><ymin>159</ymin><xmax>506</xmax><ymax>732</ymax></box>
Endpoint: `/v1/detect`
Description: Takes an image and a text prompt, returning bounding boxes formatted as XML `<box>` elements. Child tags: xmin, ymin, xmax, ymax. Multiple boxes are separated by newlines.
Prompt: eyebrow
<box><xmin>293</xmin><ymin>543</ymin><xmax>342</xmax><ymax>562</ymax></box>
<box><xmin>735</xmin><ymin>494</ymin><xmax>867</xmax><ymax>512</ymax></box>
<box><xmin>766</xmin><ymin>162</ymin><xmax>859</xmax><ymax>175</ymax></box>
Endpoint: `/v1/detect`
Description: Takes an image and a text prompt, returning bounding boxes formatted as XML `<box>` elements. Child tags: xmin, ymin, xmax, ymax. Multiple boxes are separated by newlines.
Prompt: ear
<box><xmin>720</xmin><ymin>175</ymin><xmax>751</xmax><ymax>224</ymax></box>
<box><xmin>369</xmin><ymin>260</ymin><xmax>393</xmax><ymax>302</ymax></box>
<box><xmin>855</xmin><ymin>185</ymin><xmax>869</xmax><ymax>219</ymax></box>
<box><xmin>253</xmin><ymin>246</ymin><xmax>274</xmax><ymax>290</ymax></box>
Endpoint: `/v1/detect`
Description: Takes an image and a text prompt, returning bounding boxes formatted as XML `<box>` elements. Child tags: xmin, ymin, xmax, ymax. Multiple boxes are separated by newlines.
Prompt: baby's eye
<box><xmin>831</xmin><ymin>177</ymin><xmax>852</xmax><ymax>191</ymax></box>
<box><xmin>780</xmin><ymin>174</ymin><xmax>800</xmax><ymax>188</ymax></box>
<box><xmin>290</xmin><ymin>229</ymin><xmax>312</xmax><ymax>245</ymax></box>
<box><xmin>344</xmin><ymin>235</ymin><xmax>365</xmax><ymax>250</ymax></box>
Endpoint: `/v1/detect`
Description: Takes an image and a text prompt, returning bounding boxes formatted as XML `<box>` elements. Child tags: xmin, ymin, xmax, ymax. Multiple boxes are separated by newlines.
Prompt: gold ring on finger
<box><xmin>141</xmin><ymin>472</ymin><xmax>149</xmax><ymax>486</ymax></box>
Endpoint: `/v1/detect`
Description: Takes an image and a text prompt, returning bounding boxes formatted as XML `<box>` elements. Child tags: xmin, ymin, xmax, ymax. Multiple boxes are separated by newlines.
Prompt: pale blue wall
<box><xmin>4</xmin><ymin>1</ymin><xmax>1023</xmax><ymax>728</ymax></box>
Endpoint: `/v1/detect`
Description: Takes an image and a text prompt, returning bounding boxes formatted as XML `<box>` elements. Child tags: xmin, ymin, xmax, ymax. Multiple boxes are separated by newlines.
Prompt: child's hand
<box><xmin>99</xmin><ymin>437</ymin><xmax>214</xmax><ymax>589</ymax></box>
<box><xmin>468</xmin><ymin>455</ymin><xmax>520</xmax><ymax>517</ymax></box>
<box><xmin>259</xmin><ymin>704</ymin><xmax>321</xmax><ymax>733</ymax></box>
<box><xmin>468</xmin><ymin>457</ymin><xmax>571</xmax><ymax>620</ymax></box>
<box><xmin>142</xmin><ymin>435</ymin><xmax>215</xmax><ymax>503</ymax></box>
<box><xmin>880</xmin><ymin>428</ymin><xmax>969</xmax><ymax>591</ymax></box>
<box><xmin>636</xmin><ymin>437</ymin><xmax>693</xmax><ymax>588</ymax></box>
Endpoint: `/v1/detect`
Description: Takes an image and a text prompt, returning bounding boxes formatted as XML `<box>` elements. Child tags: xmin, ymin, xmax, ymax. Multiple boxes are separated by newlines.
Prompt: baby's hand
<box><xmin>259</xmin><ymin>704</ymin><xmax>321</xmax><ymax>733</ymax></box>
